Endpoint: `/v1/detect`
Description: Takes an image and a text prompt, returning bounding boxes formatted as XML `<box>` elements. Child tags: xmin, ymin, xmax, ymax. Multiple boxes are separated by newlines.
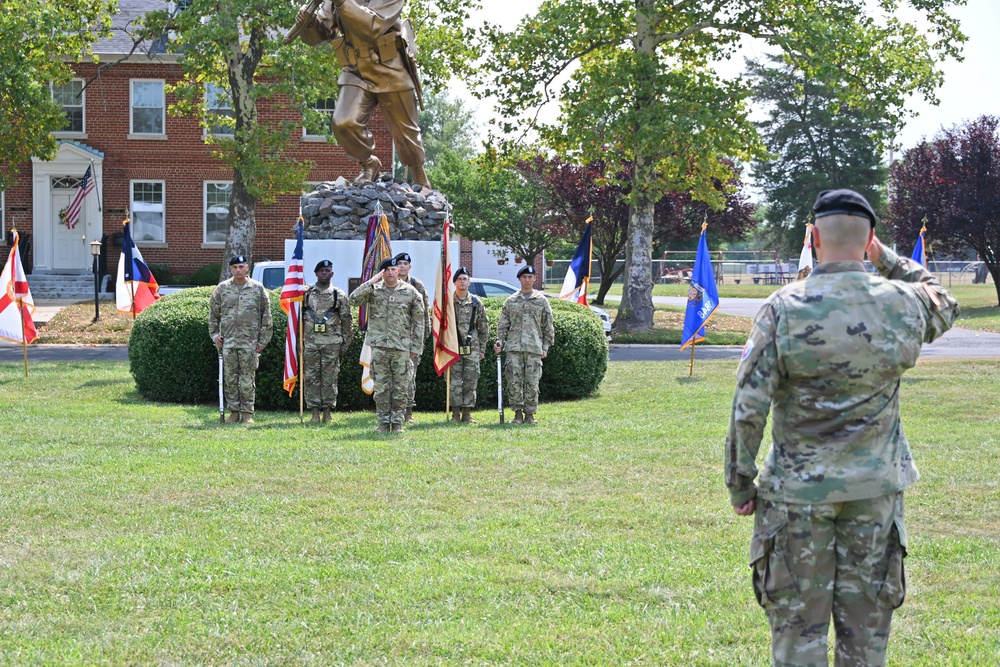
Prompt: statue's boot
<box><xmin>410</xmin><ymin>164</ymin><xmax>432</xmax><ymax>190</ymax></box>
<box><xmin>355</xmin><ymin>156</ymin><xmax>382</xmax><ymax>183</ymax></box>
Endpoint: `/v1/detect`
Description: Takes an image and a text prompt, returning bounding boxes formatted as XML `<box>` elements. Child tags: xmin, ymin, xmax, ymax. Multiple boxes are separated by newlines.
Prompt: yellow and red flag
<box><xmin>432</xmin><ymin>216</ymin><xmax>460</xmax><ymax>375</ymax></box>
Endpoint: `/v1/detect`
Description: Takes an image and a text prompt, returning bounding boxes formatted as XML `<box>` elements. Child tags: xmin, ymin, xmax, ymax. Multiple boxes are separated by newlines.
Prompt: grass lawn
<box><xmin>2</xmin><ymin>360</ymin><xmax>998</xmax><ymax>665</ymax></box>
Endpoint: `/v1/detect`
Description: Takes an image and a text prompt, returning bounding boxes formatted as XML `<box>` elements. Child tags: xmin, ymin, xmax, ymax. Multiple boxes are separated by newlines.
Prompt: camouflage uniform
<box><xmin>496</xmin><ymin>289</ymin><xmax>554</xmax><ymax>415</ymax></box>
<box><xmin>303</xmin><ymin>283</ymin><xmax>353</xmax><ymax>410</ymax></box>
<box><xmin>404</xmin><ymin>275</ymin><xmax>431</xmax><ymax>410</ymax></box>
<box><xmin>725</xmin><ymin>246</ymin><xmax>958</xmax><ymax>666</ymax></box>
<box><xmin>349</xmin><ymin>279</ymin><xmax>425</xmax><ymax>425</ymax></box>
<box><xmin>209</xmin><ymin>278</ymin><xmax>274</xmax><ymax>415</ymax></box>
<box><xmin>450</xmin><ymin>293</ymin><xmax>490</xmax><ymax>408</ymax></box>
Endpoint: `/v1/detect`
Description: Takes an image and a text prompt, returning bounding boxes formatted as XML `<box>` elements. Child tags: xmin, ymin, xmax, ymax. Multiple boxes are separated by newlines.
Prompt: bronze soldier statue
<box><xmin>289</xmin><ymin>0</ymin><xmax>431</xmax><ymax>189</ymax></box>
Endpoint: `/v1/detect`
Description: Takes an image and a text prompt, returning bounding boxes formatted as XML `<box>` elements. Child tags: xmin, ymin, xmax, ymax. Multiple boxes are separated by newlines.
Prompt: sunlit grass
<box><xmin>1</xmin><ymin>360</ymin><xmax>997</xmax><ymax>665</ymax></box>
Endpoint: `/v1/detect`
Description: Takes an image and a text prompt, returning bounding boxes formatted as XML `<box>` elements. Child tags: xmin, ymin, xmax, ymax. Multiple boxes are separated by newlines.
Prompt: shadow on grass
<box><xmin>78</xmin><ymin>377</ymin><xmax>132</xmax><ymax>388</ymax></box>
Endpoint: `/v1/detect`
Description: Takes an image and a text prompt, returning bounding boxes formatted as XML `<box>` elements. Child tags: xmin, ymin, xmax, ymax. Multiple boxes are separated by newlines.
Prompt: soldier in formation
<box><xmin>725</xmin><ymin>189</ymin><xmax>959</xmax><ymax>666</ymax></box>
<box><xmin>449</xmin><ymin>267</ymin><xmax>490</xmax><ymax>423</ymax></box>
<box><xmin>209</xmin><ymin>255</ymin><xmax>274</xmax><ymax>424</ymax></box>
<box><xmin>303</xmin><ymin>259</ymin><xmax>353</xmax><ymax>423</ymax></box>
<box><xmin>349</xmin><ymin>255</ymin><xmax>425</xmax><ymax>433</ymax></box>
<box><xmin>394</xmin><ymin>252</ymin><xmax>431</xmax><ymax>423</ymax></box>
<box><xmin>494</xmin><ymin>265</ymin><xmax>554</xmax><ymax>424</ymax></box>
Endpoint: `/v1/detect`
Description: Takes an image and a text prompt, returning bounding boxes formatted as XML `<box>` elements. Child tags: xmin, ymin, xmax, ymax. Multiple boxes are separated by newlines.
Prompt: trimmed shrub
<box><xmin>129</xmin><ymin>289</ymin><xmax>608</xmax><ymax>410</ymax></box>
<box><xmin>147</xmin><ymin>263</ymin><xmax>171</xmax><ymax>285</ymax></box>
<box><xmin>189</xmin><ymin>263</ymin><xmax>222</xmax><ymax>286</ymax></box>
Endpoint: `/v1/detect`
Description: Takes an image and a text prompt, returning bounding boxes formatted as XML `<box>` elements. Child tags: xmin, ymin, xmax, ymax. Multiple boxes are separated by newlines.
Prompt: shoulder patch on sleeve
<box><xmin>741</xmin><ymin>339</ymin><xmax>754</xmax><ymax>362</ymax></box>
<box><xmin>921</xmin><ymin>281</ymin><xmax>942</xmax><ymax>308</ymax></box>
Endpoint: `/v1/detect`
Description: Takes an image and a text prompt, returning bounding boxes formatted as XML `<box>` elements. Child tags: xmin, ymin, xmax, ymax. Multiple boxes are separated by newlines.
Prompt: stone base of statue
<box><xmin>298</xmin><ymin>175</ymin><xmax>449</xmax><ymax>241</ymax></box>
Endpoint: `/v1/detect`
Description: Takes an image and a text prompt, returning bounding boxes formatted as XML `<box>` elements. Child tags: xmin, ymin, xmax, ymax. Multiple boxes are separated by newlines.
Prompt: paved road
<box><xmin>4</xmin><ymin>298</ymin><xmax>999</xmax><ymax>363</ymax></box>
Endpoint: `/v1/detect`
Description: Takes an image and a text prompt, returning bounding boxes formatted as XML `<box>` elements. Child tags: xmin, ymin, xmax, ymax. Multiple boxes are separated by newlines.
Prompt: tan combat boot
<box><xmin>405</xmin><ymin>407</ymin><xmax>415</xmax><ymax>424</ymax></box>
<box><xmin>375</xmin><ymin>423</ymin><xmax>390</xmax><ymax>433</ymax></box>
<box><xmin>241</xmin><ymin>413</ymin><xmax>255</xmax><ymax>424</ymax></box>
<box><xmin>355</xmin><ymin>155</ymin><xmax>382</xmax><ymax>183</ymax></box>
<box><xmin>311</xmin><ymin>409</ymin><xmax>321</xmax><ymax>423</ymax></box>
<box><xmin>512</xmin><ymin>410</ymin><xmax>524</xmax><ymax>424</ymax></box>
<box><xmin>451</xmin><ymin>409</ymin><xmax>462</xmax><ymax>423</ymax></box>
<box><xmin>411</xmin><ymin>164</ymin><xmax>432</xmax><ymax>190</ymax></box>
<box><xmin>391</xmin><ymin>423</ymin><xmax>405</xmax><ymax>434</ymax></box>
<box><xmin>322</xmin><ymin>407</ymin><xmax>332</xmax><ymax>423</ymax></box>
<box><xmin>461</xmin><ymin>408</ymin><xmax>477</xmax><ymax>424</ymax></box>
<box><xmin>523</xmin><ymin>413</ymin><xmax>537</xmax><ymax>425</ymax></box>
<box><xmin>225</xmin><ymin>411</ymin><xmax>240</xmax><ymax>423</ymax></box>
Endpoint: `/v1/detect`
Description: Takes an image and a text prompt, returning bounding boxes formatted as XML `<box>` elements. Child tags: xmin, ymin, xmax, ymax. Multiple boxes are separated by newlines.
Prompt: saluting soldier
<box><xmin>209</xmin><ymin>255</ymin><xmax>274</xmax><ymax>424</ymax></box>
<box><xmin>394</xmin><ymin>252</ymin><xmax>431</xmax><ymax>423</ymax></box>
<box><xmin>349</xmin><ymin>256</ymin><xmax>425</xmax><ymax>433</ymax></box>
<box><xmin>493</xmin><ymin>265</ymin><xmax>554</xmax><ymax>424</ymax></box>
<box><xmin>449</xmin><ymin>267</ymin><xmax>490</xmax><ymax>423</ymax></box>
<box><xmin>303</xmin><ymin>259</ymin><xmax>353</xmax><ymax>423</ymax></box>
<box><xmin>725</xmin><ymin>189</ymin><xmax>960</xmax><ymax>666</ymax></box>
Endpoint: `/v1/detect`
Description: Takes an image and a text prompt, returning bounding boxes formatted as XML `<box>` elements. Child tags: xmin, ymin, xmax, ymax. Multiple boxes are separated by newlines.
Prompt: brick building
<box><xmin>1</xmin><ymin>0</ymin><xmax>391</xmax><ymax>286</ymax></box>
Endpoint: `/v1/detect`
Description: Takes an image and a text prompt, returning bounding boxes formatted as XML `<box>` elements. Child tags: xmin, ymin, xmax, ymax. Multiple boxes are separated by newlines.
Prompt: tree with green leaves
<box><xmin>137</xmin><ymin>0</ymin><xmax>478</xmax><ymax>279</ymax></box>
<box><xmin>0</xmin><ymin>0</ymin><xmax>114</xmax><ymax>190</ymax></box>
<box><xmin>442</xmin><ymin>151</ymin><xmax>572</xmax><ymax>269</ymax></box>
<box><xmin>748</xmin><ymin>55</ymin><xmax>890</xmax><ymax>257</ymax></box>
<box><xmin>888</xmin><ymin>116</ymin><xmax>1000</xmax><ymax>306</ymax></box>
<box><xmin>415</xmin><ymin>90</ymin><xmax>480</xmax><ymax>176</ymax></box>
<box><xmin>482</xmin><ymin>0</ymin><xmax>964</xmax><ymax>332</ymax></box>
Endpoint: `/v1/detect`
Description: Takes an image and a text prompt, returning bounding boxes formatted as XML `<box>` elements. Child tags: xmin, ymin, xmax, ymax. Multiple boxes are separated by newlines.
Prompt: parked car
<box><xmin>469</xmin><ymin>278</ymin><xmax>613</xmax><ymax>336</ymax></box>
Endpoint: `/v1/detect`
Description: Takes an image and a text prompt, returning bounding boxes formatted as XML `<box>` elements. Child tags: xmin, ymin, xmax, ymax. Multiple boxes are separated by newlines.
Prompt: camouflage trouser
<box><xmin>371</xmin><ymin>346</ymin><xmax>409</xmax><ymax>425</ymax></box>
<box><xmin>751</xmin><ymin>493</ymin><xmax>906</xmax><ymax>667</ymax></box>
<box><xmin>449</xmin><ymin>355</ymin><xmax>481</xmax><ymax>408</ymax></box>
<box><xmin>504</xmin><ymin>352</ymin><xmax>542</xmax><ymax>414</ymax></box>
<box><xmin>222</xmin><ymin>347</ymin><xmax>259</xmax><ymax>414</ymax></box>
<box><xmin>304</xmin><ymin>342</ymin><xmax>343</xmax><ymax>409</ymax></box>
<box><xmin>405</xmin><ymin>353</ymin><xmax>422</xmax><ymax>408</ymax></box>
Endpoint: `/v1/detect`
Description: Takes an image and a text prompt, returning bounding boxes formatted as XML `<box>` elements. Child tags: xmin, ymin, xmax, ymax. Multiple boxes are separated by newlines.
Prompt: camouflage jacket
<box><xmin>454</xmin><ymin>293</ymin><xmax>490</xmax><ymax>357</ymax></box>
<box><xmin>405</xmin><ymin>275</ymin><xmax>432</xmax><ymax>348</ymax></box>
<box><xmin>303</xmin><ymin>283</ymin><xmax>353</xmax><ymax>346</ymax></box>
<box><xmin>725</xmin><ymin>246</ymin><xmax>959</xmax><ymax>506</ymax></box>
<box><xmin>349</xmin><ymin>279</ymin><xmax>425</xmax><ymax>355</ymax></box>
<box><xmin>209</xmin><ymin>278</ymin><xmax>274</xmax><ymax>351</ymax></box>
<box><xmin>497</xmin><ymin>290</ymin><xmax>555</xmax><ymax>356</ymax></box>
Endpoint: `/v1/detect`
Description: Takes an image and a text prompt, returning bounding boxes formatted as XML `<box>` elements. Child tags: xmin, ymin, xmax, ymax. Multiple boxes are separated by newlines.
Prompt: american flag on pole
<box><xmin>63</xmin><ymin>166</ymin><xmax>95</xmax><ymax>230</ymax></box>
<box><xmin>280</xmin><ymin>219</ymin><xmax>306</xmax><ymax>396</ymax></box>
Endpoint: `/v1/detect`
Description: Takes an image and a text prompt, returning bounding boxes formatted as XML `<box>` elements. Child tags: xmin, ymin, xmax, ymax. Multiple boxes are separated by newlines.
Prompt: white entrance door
<box><xmin>51</xmin><ymin>189</ymin><xmax>89</xmax><ymax>270</ymax></box>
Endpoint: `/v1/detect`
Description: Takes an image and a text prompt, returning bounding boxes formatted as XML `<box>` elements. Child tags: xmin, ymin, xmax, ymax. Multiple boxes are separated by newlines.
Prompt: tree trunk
<box><xmin>220</xmin><ymin>171</ymin><xmax>258</xmax><ymax>281</ymax></box>
<box><xmin>217</xmin><ymin>30</ymin><xmax>263</xmax><ymax>282</ymax></box>
<box><xmin>614</xmin><ymin>200</ymin><xmax>655</xmax><ymax>331</ymax></box>
<box><xmin>614</xmin><ymin>0</ymin><xmax>656</xmax><ymax>332</ymax></box>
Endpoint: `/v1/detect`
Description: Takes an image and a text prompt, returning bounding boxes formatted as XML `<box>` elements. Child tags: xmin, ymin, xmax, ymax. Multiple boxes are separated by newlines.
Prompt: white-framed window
<box><xmin>205</xmin><ymin>83</ymin><xmax>235</xmax><ymax>137</ymax></box>
<box><xmin>204</xmin><ymin>181</ymin><xmax>233</xmax><ymax>244</ymax></box>
<box><xmin>131</xmin><ymin>80</ymin><xmax>165</xmax><ymax>135</ymax></box>
<box><xmin>130</xmin><ymin>181</ymin><xmax>165</xmax><ymax>243</ymax></box>
<box><xmin>303</xmin><ymin>97</ymin><xmax>336</xmax><ymax>138</ymax></box>
<box><xmin>51</xmin><ymin>79</ymin><xmax>85</xmax><ymax>134</ymax></box>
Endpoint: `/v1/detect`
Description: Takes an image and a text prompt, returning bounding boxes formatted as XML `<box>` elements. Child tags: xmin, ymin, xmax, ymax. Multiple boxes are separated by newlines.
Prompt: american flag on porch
<box><xmin>63</xmin><ymin>166</ymin><xmax>95</xmax><ymax>230</ymax></box>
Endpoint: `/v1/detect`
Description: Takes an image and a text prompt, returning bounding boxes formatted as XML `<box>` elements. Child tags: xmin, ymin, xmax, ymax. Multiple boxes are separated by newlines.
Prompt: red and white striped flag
<box><xmin>280</xmin><ymin>219</ymin><xmax>305</xmax><ymax>396</ymax></box>
<box><xmin>0</xmin><ymin>230</ymin><xmax>38</xmax><ymax>345</ymax></box>
<box><xmin>64</xmin><ymin>166</ymin><xmax>95</xmax><ymax>230</ymax></box>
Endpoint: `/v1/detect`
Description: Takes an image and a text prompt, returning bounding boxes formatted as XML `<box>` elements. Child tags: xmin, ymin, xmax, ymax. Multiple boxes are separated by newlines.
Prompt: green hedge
<box><xmin>129</xmin><ymin>289</ymin><xmax>608</xmax><ymax>411</ymax></box>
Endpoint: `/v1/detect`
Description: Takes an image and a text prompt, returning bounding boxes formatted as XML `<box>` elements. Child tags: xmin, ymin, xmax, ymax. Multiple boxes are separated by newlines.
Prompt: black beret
<box><xmin>517</xmin><ymin>265</ymin><xmax>535</xmax><ymax>278</ymax></box>
<box><xmin>379</xmin><ymin>257</ymin><xmax>398</xmax><ymax>271</ymax></box>
<box><xmin>453</xmin><ymin>266</ymin><xmax>469</xmax><ymax>282</ymax></box>
<box><xmin>314</xmin><ymin>259</ymin><xmax>333</xmax><ymax>272</ymax></box>
<box><xmin>813</xmin><ymin>189</ymin><xmax>877</xmax><ymax>228</ymax></box>
<box><xmin>393</xmin><ymin>252</ymin><xmax>412</xmax><ymax>263</ymax></box>
<box><xmin>229</xmin><ymin>255</ymin><xmax>248</xmax><ymax>266</ymax></box>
